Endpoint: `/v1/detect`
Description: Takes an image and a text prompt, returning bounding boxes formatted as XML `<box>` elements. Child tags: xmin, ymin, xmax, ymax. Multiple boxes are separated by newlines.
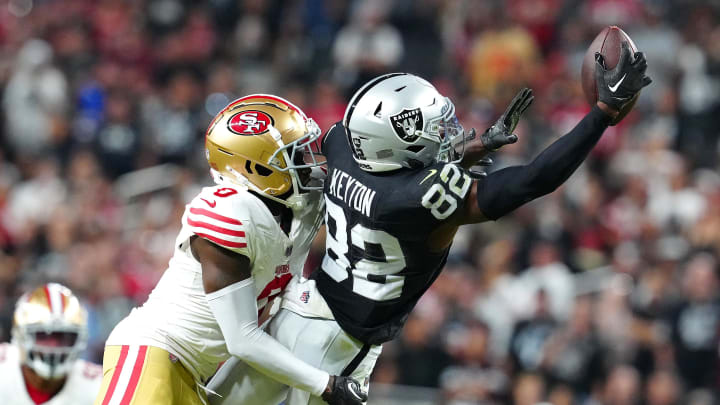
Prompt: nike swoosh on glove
<box><xmin>321</xmin><ymin>375</ymin><xmax>368</xmax><ymax>405</ymax></box>
<box><xmin>595</xmin><ymin>41</ymin><xmax>652</xmax><ymax>111</ymax></box>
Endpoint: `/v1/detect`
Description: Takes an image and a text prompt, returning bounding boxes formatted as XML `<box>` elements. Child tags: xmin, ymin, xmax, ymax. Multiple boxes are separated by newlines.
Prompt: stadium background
<box><xmin>0</xmin><ymin>0</ymin><xmax>719</xmax><ymax>404</ymax></box>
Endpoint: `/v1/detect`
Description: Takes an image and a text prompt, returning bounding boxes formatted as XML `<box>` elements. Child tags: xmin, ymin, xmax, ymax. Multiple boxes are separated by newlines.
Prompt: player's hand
<box><xmin>468</xmin><ymin>155</ymin><xmax>493</xmax><ymax>179</ymax></box>
<box><xmin>321</xmin><ymin>375</ymin><xmax>367</xmax><ymax>405</ymax></box>
<box><xmin>481</xmin><ymin>87</ymin><xmax>534</xmax><ymax>151</ymax></box>
<box><xmin>595</xmin><ymin>41</ymin><xmax>652</xmax><ymax>112</ymax></box>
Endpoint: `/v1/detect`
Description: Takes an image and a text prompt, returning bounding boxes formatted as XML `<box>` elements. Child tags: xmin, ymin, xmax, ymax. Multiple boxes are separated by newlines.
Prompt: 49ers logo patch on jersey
<box><xmin>389</xmin><ymin>108</ymin><xmax>423</xmax><ymax>143</ymax></box>
<box><xmin>228</xmin><ymin>111</ymin><xmax>274</xmax><ymax>135</ymax></box>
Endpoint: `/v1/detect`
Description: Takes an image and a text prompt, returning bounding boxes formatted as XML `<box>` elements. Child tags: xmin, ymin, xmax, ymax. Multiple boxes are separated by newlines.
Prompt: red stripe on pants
<box><xmin>119</xmin><ymin>346</ymin><xmax>148</xmax><ymax>405</ymax></box>
<box><xmin>101</xmin><ymin>345</ymin><xmax>130</xmax><ymax>405</ymax></box>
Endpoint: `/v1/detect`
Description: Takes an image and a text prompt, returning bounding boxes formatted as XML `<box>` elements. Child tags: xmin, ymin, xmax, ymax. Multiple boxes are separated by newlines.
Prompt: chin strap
<box><xmin>268</xmin><ymin>124</ymin><xmax>303</xmax><ymax>197</ymax></box>
<box><xmin>220</xmin><ymin>167</ymin><xmax>298</xmax><ymax>209</ymax></box>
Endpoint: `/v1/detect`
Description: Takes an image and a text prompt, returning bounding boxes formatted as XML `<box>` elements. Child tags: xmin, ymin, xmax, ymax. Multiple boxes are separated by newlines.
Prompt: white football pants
<box><xmin>206</xmin><ymin>308</ymin><xmax>381</xmax><ymax>405</ymax></box>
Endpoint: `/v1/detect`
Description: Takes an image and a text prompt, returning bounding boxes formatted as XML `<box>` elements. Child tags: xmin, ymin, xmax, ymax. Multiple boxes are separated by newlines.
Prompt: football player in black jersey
<box><xmin>208</xmin><ymin>44</ymin><xmax>651</xmax><ymax>405</ymax></box>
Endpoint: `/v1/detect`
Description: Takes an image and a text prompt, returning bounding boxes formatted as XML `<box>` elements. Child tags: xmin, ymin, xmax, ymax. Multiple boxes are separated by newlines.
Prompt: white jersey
<box><xmin>0</xmin><ymin>343</ymin><xmax>102</xmax><ymax>404</ymax></box>
<box><xmin>106</xmin><ymin>184</ymin><xmax>323</xmax><ymax>382</ymax></box>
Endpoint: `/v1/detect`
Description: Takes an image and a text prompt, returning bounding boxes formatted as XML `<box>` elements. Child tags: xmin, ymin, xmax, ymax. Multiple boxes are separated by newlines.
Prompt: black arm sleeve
<box><xmin>477</xmin><ymin>106</ymin><xmax>612</xmax><ymax>220</ymax></box>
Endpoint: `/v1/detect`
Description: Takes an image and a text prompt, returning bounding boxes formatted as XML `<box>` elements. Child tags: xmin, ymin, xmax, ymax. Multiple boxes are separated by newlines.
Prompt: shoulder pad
<box><xmin>321</xmin><ymin>122</ymin><xmax>348</xmax><ymax>160</ymax></box>
<box><xmin>186</xmin><ymin>185</ymin><xmax>252</xmax><ymax>254</ymax></box>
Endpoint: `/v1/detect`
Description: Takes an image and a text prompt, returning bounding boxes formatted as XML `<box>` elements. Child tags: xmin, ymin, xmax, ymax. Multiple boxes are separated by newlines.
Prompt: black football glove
<box><xmin>469</xmin><ymin>156</ymin><xmax>494</xmax><ymax>179</ymax></box>
<box><xmin>595</xmin><ymin>41</ymin><xmax>652</xmax><ymax>111</ymax></box>
<box><xmin>461</xmin><ymin>128</ymin><xmax>494</xmax><ymax>178</ymax></box>
<box><xmin>481</xmin><ymin>87</ymin><xmax>534</xmax><ymax>151</ymax></box>
<box><xmin>321</xmin><ymin>375</ymin><xmax>367</xmax><ymax>405</ymax></box>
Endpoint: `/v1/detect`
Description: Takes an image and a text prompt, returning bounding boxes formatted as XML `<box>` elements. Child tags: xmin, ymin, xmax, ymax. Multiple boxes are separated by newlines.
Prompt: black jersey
<box><xmin>315</xmin><ymin>123</ymin><xmax>473</xmax><ymax>345</ymax></box>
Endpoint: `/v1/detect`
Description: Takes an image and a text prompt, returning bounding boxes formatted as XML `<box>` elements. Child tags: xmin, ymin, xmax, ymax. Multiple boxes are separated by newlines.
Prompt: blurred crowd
<box><xmin>0</xmin><ymin>0</ymin><xmax>719</xmax><ymax>404</ymax></box>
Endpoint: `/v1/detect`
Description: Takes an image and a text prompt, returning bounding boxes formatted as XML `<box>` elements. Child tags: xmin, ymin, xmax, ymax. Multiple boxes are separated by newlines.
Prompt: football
<box><xmin>581</xmin><ymin>26</ymin><xmax>639</xmax><ymax>125</ymax></box>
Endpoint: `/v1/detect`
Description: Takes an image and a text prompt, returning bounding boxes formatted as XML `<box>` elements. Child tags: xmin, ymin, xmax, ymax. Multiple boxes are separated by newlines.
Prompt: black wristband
<box><xmin>592</xmin><ymin>104</ymin><xmax>615</xmax><ymax>126</ymax></box>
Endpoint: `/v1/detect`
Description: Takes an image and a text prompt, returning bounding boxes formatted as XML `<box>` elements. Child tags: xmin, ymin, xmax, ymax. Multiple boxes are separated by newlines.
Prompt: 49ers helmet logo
<box><xmin>228</xmin><ymin>111</ymin><xmax>274</xmax><ymax>135</ymax></box>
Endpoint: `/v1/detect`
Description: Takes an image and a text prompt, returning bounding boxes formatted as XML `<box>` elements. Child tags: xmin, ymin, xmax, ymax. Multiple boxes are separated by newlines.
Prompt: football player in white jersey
<box><xmin>0</xmin><ymin>282</ymin><xmax>102</xmax><ymax>404</ymax></box>
<box><xmin>94</xmin><ymin>95</ymin><xmax>366</xmax><ymax>405</ymax></box>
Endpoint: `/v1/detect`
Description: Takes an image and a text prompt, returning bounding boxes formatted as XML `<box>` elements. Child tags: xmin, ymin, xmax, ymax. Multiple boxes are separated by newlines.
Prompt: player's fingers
<box><xmin>506</xmin><ymin>91</ymin><xmax>524</xmax><ymax>114</ymax></box>
<box><xmin>477</xmin><ymin>156</ymin><xmax>493</xmax><ymax>166</ymax></box>
<box><xmin>595</xmin><ymin>52</ymin><xmax>606</xmax><ymax>70</ymax></box>
<box><xmin>505</xmin><ymin>88</ymin><xmax>529</xmax><ymax>116</ymax></box>
<box><xmin>519</xmin><ymin>94</ymin><xmax>534</xmax><ymax>114</ymax></box>
<box><xmin>504</xmin><ymin>89</ymin><xmax>531</xmax><ymax>128</ymax></box>
<box><xmin>633</xmin><ymin>53</ymin><xmax>648</xmax><ymax>74</ymax></box>
<box><xmin>616</xmin><ymin>41</ymin><xmax>633</xmax><ymax>71</ymax></box>
<box><xmin>641</xmin><ymin>75</ymin><xmax>652</xmax><ymax>88</ymax></box>
<box><xmin>520</xmin><ymin>87</ymin><xmax>532</xmax><ymax>104</ymax></box>
<box><xmin>518</xmin><ymin>88</ymin><xmax>533</xmax><ymax>111</ymax></box>
<box><xmin>632</xmin><ymin>52</ymin><xmax>647</xmax><ymax>66</ymax></box>
<box><xmin>635</xmin><ymin>58</ymin><xmax>647</xmax><ymax>72</ymax></box>
<box><xmin>519</xmin><ymin>87</ymin><xmax>532</xmax><ymax>100</ymax></box>
<box><xmin>632</xmin><ymin>51</ymin><xmax>646</xmax><ymax>65</ymax></box>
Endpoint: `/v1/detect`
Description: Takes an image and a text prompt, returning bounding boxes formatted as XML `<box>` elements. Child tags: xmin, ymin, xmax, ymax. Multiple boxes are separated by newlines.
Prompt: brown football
<box><xmin>581</xmin><ymin>26</ymin><xmax>639</xmax><ymax>125</ymax></box>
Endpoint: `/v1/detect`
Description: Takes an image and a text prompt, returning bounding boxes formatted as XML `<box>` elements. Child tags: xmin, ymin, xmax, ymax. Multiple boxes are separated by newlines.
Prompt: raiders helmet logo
<box><xmin>228</xmin><ymin>110</ymin><xmax>274</xmax><ymax>135</ymax></box>
<box><xmin>389</xmin><ymin>108</ymin><xmax>423</xmax><ymax>142</ymax></box>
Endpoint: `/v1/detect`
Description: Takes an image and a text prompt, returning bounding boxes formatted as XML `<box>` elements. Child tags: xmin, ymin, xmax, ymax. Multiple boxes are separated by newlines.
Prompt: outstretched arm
<box><xmin>428</xmin><ymin>102</ymin><xmax>616</xmax><ymax>249</ymax></box>
<box><xmin>459</xmin><ymin>104</ymin><xmax>613</xmax><ymax>223</ymax></box>
<box><xmin>455</xmin><ymin>41</ymin><xmax>651</xmax><ymax>224</ymax></box>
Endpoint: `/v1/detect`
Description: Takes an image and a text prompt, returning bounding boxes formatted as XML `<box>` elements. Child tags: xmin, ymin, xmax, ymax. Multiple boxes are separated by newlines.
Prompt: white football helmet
<box><xmin>12</xmin><ymin>283</ymin><xmax>88</xmax><ymax>379</ymax></box>
<box><xmin>343</xmin><ymin>73</ymin><xmax>465</xmax><ymax>172</ymax></box>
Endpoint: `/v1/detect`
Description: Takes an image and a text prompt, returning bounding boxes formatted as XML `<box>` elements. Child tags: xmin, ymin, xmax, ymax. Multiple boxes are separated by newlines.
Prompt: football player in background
<box><xmin>0</xmin><ymin>282</ymin><xmax>102</xmax><ymax>404</ymax></box>
<box><xmin>94</xmin><ymin>95</ymin><xmax>366</xmax><ymax>405</ymax></box>
<box><xmin>208</xmin><ymin>44</ymin><xmax>651</xmax><ymax>404</ymax></box>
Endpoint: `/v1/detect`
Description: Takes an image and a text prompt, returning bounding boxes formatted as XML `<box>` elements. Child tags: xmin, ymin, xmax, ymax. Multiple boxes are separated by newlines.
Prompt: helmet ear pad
<box><xmin>206</xmin><ymin>137</ymin><xmax>293</xmax><ymax>197</ymax></box>
<box><xmin>343</xmin><ymin>73</ymin><xmax>457</xmax><ymax>172</ymax></box>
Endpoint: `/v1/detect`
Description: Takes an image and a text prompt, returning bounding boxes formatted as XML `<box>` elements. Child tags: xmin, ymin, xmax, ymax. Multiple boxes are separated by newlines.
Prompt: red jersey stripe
<box><xmin>196</xmin><ymin>232</ymin><xmax>248</xmax><ymax>249</ymax></box>
<box><xmin>119</xmin><ymin>345</ymin><xmax>148</xmax><ymax>405</ymax></box>
<box><xmin>187</xmin><ymin>217</ymin><xmax>246</xmax><ymax>237</ymax></box>
<box><xmin>189</xmin><ymin>207</ymin><xmax>243</xmax><ymax>225</ymax></box>
<box><xmin>101</xmin><ymin>345</ymin><xmax>130</xmax><ymax>405</ymax></box>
